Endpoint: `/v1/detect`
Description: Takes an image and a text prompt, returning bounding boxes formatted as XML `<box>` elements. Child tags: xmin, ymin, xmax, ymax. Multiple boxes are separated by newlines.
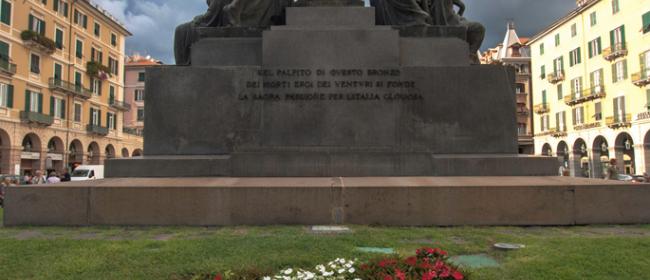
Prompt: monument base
<box><xmin>4</xmin><ymin>177</ymin><xmax>650</xmax><ymax>226</ymax></box>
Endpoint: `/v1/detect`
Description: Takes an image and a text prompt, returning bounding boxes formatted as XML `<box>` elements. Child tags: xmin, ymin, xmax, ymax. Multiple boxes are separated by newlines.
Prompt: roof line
<box><xmin>527</xmin><ymin>0</ymin><xmax>600</xmax><ymax>45</ymax></box>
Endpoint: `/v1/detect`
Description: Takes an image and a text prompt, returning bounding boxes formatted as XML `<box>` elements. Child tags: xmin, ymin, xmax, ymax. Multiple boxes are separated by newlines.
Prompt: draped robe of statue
<box><xmin>370</xmin><ymin>0</ymin><xmax>431</xmax><ymax>26</ymax></box>
<box><xmin>174</xmin><ymin>0</ymin><xmax>288</xmax><ymax>65</ymax></box>
<box><xmin>429</xmin><ymin>0</ymin><xmax>484</xmax><ymax>63</ymax></box>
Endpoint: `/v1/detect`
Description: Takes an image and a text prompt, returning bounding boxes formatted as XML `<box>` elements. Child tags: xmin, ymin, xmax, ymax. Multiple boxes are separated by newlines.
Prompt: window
<box><xmin>542</xmin><ymin>90</ymin><xmax>547</xmax><ymax>104</ymax></box>
<box><xmin>108</xmin><ymin>57</ymin><xmax>118</xmax><ymax>75</ymax></box>
<box><xmin>90</xmin><ymin>107</ymin><xmax>100</xmax><ymax>125</ymax></box>
<box><xmin>554</xmin><ymin>34</ymin><xmax>560</xmax><ymax>46</ymax></box>
<box><xmin>138</xmin><ymin>72</ymin><xmax>145</xmax><ymax>82</ymax></box>
<box><xmin>539</xmin><ymin>43</ymin><xmax>544</xmax><ymax>55</ymax></box>
<box><xmin>553</xmin><ymin>56</ymin><xmax>564</xmax><ymax>74</ymax></box>
<box><xmin>612</xmin><ymin>0</ymin><xmax>620</xmax><ymax>14</ymax></box>
<box><xmin>0</xmin><ymin>40</ymin><xmax>9</xmax><ymax>63</ymax></box>
<box><xmin>0</xmin><ymin>83</ymin><xmax>13</xmax><ymax>108</ymax></box>
<box><xmin>595</xmin><ymin>102</ymin><xmax>602</xmax><ymax>121</ymax></box>
<box><xmin>74</xmin><ymin>71</ymin><xmax>82</xmax><ymax>87</ymax></box>
<box><xmin>74</xmin><ymin>9</ymin><xmax>87</xmax><ymax>28</ymax></box>
<box><xmin>590</xmin><ymin>12</ymin><xmax>597</xmax><ymax>26</ymax></box>
<box><xmin>571</xmin><ymin>24</ymin><xmax>577</xmax><ymax>37</ymax></box>
<box><xmin>612</xmin><ymin>59</ymin><xmax>628</xmax><ymax>82</ymax></box>
<box><xmin>74</xmin><ymin>103</ymin><xmax>81</xmax><ymax>122</ymax></box>
<box><xmin>647</xmin><ymin>90</ymin><xmax>650</xmax><ymax>110</ymax></box>
<box><xmin>41</xmin><ymin>0</ymin><xmax>46</xmax><ymax>5</ymax></box>
<box><xmin>135</xmin><ymin>89</ymin><xmax>144</xmax><ymax>101</ymax></box>
<box><xmin>569</xmin><ymin>48</ymin><xmax>581</xmax><ymax>67</ymax></box>
<box><xmin>91</xmin><ymin>78</ymin><xmax>101</xmax><ymax>95</ymax></box>
<box><xmin>557</xmin><ymin>84</ymin><xmax>563</xmax><ymax>100</ymax></box>
<box><xmin>111</xmin><ymin>33</ymin><xmax>117</xmax><ymax>47</ymax></box>
<box><xmin>137</xmin><ymin>107</ymin><xmax>144</xmax><ymax>121</ymax></box>
<box><xmin>90</xmin><ymin>47</ymin><xmax>102</xmax><ymax>62</ymax></box>
<box><xmin>614</xmin><ymin>96</ymin><xmax>626</xmax><ymax>121</ymax></box>
<box><xmin>1</xmin><ymin>0</ymin><xmax>11</xmax><ymax>25</ymax></box>
<box><xmin>55</xmin><ymin>28</ymin><xmax>63</xmax><ymax>49</ymax></box>
<box><xmin>107</xmin><ymin>112</ymin><xmax>115</xmax><ymax>130</ymax></box>
<box><xmin>540</xmin><ymin>115</ymin><xmax>550</xmax><ymax>131</ymax></box>
<box><xmin>109</xmin><ymin>85</ymin><xmax>115</xmax><ymax>103</ymax></box>
<box><xmin>588</xmin><ymin>37</ymin><xmax>602</xmax><ymax>58</ymax></box>
<box><xmin>25</xmin><ymin>90</ymin><xmax>41</xmax><ymax>113</ymax></box>
<box><xmin>28</xmin><ymin>15</ymin><xmax>45</xmax><ymax>35</ymax></box>
<box><xmin>53</xmin><ymin>0</ymin><xmax>69</xmax><ymax>17</ymax></box>
<box><xmin>571</xmin><ymin>77</ymin><xmax>583</xmax><ymax>98</ymax></box>
<box><xmin>643</xmin><ymin>11</ymin><xmax>650</xmax><ymax>34</ymax></box>
<box><xmin>540</xmin><ymin>65</ymin><xmax>546</xmax><ymax>79</ymax></box>
<box><xmin>556</xmin><ymin>111</ymin><xmax>566</xmax><ymax>131</ymax></box>
<box><xmin>573</xmin><ymin>107</ymin><xmax>584</xmax><ymax>125</ymax></box>
<box><xmin>94</xmin><ymin>22</ymin><xmax>100</xmax><ymax>37</ymax></box>
<box><xmin>75</xmin><ymin>39</ymin><xmax>83</xmax><ymax>59</ymax></box>
<box><xmin>30</xmin><ymin>53</ymin><xmax>40</xmax><ymax>74</ymax></box>
<box><xmin>610</xmin><ymin>25</ymin><xmax>626</xmax><ymax>50</ymax></box>
<box><xmin>50</xmin><ymin>97</ymin><xmax>65</xmax><ymax>119</ymax></box>
<box><xmin>591</xmin><ymin>69</ymin><xmax>603</xmax><ymax>88</ymax></box>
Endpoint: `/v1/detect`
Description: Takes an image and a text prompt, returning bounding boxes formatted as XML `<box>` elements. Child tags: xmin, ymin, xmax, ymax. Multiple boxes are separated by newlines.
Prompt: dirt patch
<box><xmin>153</xmin><ymin>234</ymin><xmax>175</xmax><ymax>241</ymax></box>
<box><xmin>14</xmin><ymin>230</ymin><xmax>43</xmax><ymax>240</ymax></box>
<box><xmin>577</xmin><ymin>227</ymin><xmax>650</xmax><ymax>237</ymax></box>
<box><xmin>74</xmin><ymin>232</ymin><xmax>100</xmax><ymax>240</ymax></box>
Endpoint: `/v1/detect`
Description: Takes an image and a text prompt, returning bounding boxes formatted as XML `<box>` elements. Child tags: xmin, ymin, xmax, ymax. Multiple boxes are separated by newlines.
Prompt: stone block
<box><xmin>400</xmin><ymin>38</ymin><xmax>469</xmax><ymax>67</ymax></box>
<box><xmin>286</xmin><ymin>7</ymin><xmax>375</xmax><ymax>27</ymax></box>
<box><xmin>574</xmin><ymin>185</ymin><xmax>650</xmax><ymax>224</ymax></box>
<box><xmin>191</xmin><ymin>38</ymin><xmax>262</xmax><ymax>66</ymax></box>
<box><xmin>3</xmin><ymin>186</ymin><xmax>88</xmax><ymax>226</ymax></box>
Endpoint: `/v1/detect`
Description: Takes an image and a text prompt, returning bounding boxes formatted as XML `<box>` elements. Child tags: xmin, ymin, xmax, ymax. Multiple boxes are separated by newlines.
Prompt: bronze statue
<box><xmin>430</xmin><ymin>0</ymin><xmax>485</xmax><ymax>63</ymax></box>
<box><xmin>370</xmin><ymin>0</ymin><xmax>432</xmax><ymax>26</ymax></box>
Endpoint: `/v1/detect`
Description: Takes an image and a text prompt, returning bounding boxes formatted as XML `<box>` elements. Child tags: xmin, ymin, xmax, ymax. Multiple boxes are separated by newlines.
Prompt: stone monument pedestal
<box><xmin>6</xmin><ymin>5</ymin><xmax>650</xmax><ymax>227</ymax></box>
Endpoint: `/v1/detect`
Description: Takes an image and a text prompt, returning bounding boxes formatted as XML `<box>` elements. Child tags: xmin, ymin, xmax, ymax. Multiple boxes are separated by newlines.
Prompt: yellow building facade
<box><xmin>0</xmin><ymin>0</ymin><xmax>142</xmax><ymax>176</ymax></box>
<box><xmin>530</xmin><ymin>0</ymin><xmax>650</xmax><ymax>177</ymax></box>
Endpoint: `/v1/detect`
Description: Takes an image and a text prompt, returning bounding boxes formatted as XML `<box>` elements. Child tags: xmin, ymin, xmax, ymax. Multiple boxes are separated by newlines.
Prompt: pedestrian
<box><xmin>47</xmin><ymin>172</ymin><xmax>61</xmax><ymax>184</ymax></box>
<box><xmin>605</xmin><ymin>159</ymin><xmax>619</xmax><ymax>180</ymax></box>
<box><xmin>30</xmin><ymin>170</ymin><xmax>47</xmax><ymax>185</ymax></box>
<box><xmin>60</xmin><ymin>169</ymin><xmax>71</xmax><ymax>182</ymax></box>
<box><xmin>0</xmin><ymin>177</ymin><xmax>9</xmax><ymax>207</ymax></box>
<box><xmin>558</xmin><ymin>164</ymin><xmax>567</xmax><ymax>176</ymax></box>
<box><xmin>23</xmin><ymin>172</ymin><xmax>32</xmax><ymax>185</ymax></box>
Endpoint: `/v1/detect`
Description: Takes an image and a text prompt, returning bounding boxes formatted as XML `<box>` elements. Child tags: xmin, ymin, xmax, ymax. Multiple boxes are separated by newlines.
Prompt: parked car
<box><xmin>70</xmin><ymin>165</ymin><xmax>104</xmax><ymax>181</ymax></box>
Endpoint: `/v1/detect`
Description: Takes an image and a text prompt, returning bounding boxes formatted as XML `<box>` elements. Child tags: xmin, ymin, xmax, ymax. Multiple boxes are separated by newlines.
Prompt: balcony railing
<box><xmin>547</xmin><ymin>71</ymin><xmax>565</xmax><ymax>84</ymax></box>
<box><xmin>606</xmin><ymin>114</ymin><xmax>632</xmax><ymax>129</ymax></box>
<box><xmin>49</xmin><ymin>78</ymin><xmax>93</xmax><ymax>99</ymax></box>
<box><xmin>517</xmin><ymin>107</ymin><xmax>530</xmax><ymax>116</ymax></box>
<box><xmin>109</xmin><ymin>99</ymin><xmax>131</xmax><ymax>111</ymax></box>
<box><xmin>20</xmin><ymin>111</ymin><xmax>54</xmax><ymax>126</ymax></box>
<box><xmin>21</xmin><ymin>30</ymin><xmax>56</xmax><ymax>54</ymax></box>
<box><xmin>87</xmin><ymin>124</ymin><xmax>109</xmax><ymax>136</ymax></box>
<box><xmin>123</xmin><ymin>127</ymin><xmax>143</xmax><ymax>136</ymax></box>
<box><xmin>574</xmin><ymin>122</ymin><xmax>601</xmax><ymax>131</ymax></box>
<box><xmin>632</xmin><ymin>69</ymin><xmax>650</xmax><ymax>87</ymax></box>
<box><xmin>603</xmin><ymin>42</ymin><xmax>627</xmax><ymax>61</ymax></box>
<box><xmin>564</xmin><ymin>85</ymin><xmax>606</xmax><ymax>105</ymax></box>
<box><xmin>0</xmin><ymin>59</ymin><xmax>17</xmax><ymax>76</ymax></box>
<box><xmin>533</xmin><ymin>103</ymin><xmax>550</xmax><ymax>114</ymax></box>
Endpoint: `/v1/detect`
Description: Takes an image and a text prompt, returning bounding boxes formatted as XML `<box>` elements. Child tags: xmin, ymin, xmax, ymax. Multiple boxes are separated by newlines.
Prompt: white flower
<box><xmin>283</xmin><ymin>268</ymin><xmax>293</xmax><ymax>275</ymax></box>
<box><xmin>348</xmin><ymin>268</ymin><xmax>356</xmax><ymax>273</ymax></box>
<box><xmin>263</xmin><ymin>277</ymin><xmax>271</xmax><ymax>280</ymax></box>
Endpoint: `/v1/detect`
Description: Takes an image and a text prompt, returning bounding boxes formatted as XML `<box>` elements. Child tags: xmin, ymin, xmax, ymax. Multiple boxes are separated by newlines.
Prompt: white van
<box><xmin>70</xmin><ymin>165</ymin><xmax>104</xmax><ymax>181</ymax></box>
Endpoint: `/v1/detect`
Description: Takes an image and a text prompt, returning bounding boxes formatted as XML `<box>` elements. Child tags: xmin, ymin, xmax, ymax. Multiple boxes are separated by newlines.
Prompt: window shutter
<box><xmin>590</xmin><ymin>71</ymin><xmax>595</xmax><ymax>88</ymax></box>
<box><xmin>614</xmin><ymin>97</ymin><xmax>619</xmax><ymax>119</ymax></box>
<box><xmin>569</xmin><ymin>53</ymin><xmax>574</xmax><ymax>66</ymax></box>
<box><xmin>98</xmin><ymin>80</ymin><xmax>102</xmax><ymax>96</ymax></box>
<box><xmin>641</xmin><ymin>53</ymin><xmax>647</xmax><ymax>72</ymax></box>
<box><xmin>612</xmin><ymin>63</ymin><xmax>617</xmax><ymax>82</ymax></box>
<box><xmin>553</xmin><ymin>59</ymin><xmax>557</xmax><ymax>73</ymax></box>
<box><xmin>91</xmin><ymin>48</ymin><xmax>95</xmax><ymax>61</ymax></box>
<box><xmin>621</xmin><ymin>96</ymin><xmax>626</xmax><ymax>117</ymax></box>
<box><xmin>61</xmin><ymin>100</ymin><xmax>65</xmax><ymax>119</ymax></box>
<box><xmin>622</xmin><ymin>60</ymin><xmax>628</xmax><ymax>79</ymax></box>
<box><xmin>63</xmin><ymin>3</ymin><xmax>68</xmax><ymax>17</ymax></box>
<box><xmin>53</xmin><ymin>0</ymin><xmax>58</xmax><ymax>12</ymax></box>
<box><xmin>1</xmin><ymin>1</ymin><xmax>11</xmax><ymax>25</ymax></box>
<box><xmin>55</xmin><ymin>29</ymin><xmax>63</xmax><ymax>49</ymax></box>
<box><xmin>28</xmin><ymin>15</ymin><xmax>34</xmax><ymax>31</ymax></box>
<box><xmin>37</xmin><ymin>93</ymin><xmax>43</xmax><ymax>113</ymax></box>
<box><xmin>83</xmin><ymin>15</ymin><xmax>87</xmax><ymax>29</ymax></box>
<box><xmin>577</xmin><ymin>47</ymin><xmax>581</xmax><ymax>64</ymax></box>
<box><xmin>113</xmin><ymin>114</ymin><xmax>117</xmax><ymax>129</ymax></box>
<box><xmin>49</xmin><ymin>96</ymin><xmax>54</xmax><ymax>116</ymax></box>
<box><xmin>647</xmin><ymin>90</ymin><xmax>650</xmax><ymax>108</ymax></box>
<box><xmin>595</xmin><ymin>102</ymin><xmax>601</xmax><ymax>116</ymax></box>
<box><xmin>98</xmin><ymin>109</ymin><xmax>102</xmax><ymax>126</ymax></box>
<box><xmin>106</xmin><ymin>112</ymin><xmax>109</xmax><ymax>127</ymax></box>
<box><xmin>597</xmin><ymin>37</ymin><xmax>602</xmax><ymax>54</ymax></box>
<box><xmin>572</xmin><ymin>108</ymin><xmax>576</xmax><ymax>125</ymax></box>
<box><xmin>6</xmin><ymin>84</ymin><xmax>12</xmax><ymax>108</ymax></box>
<box><xmin>643</xmin><ymin>12</ymin><xmax>650</xmax><ymax>33</ymax></box>
<box><xmin>74</xmin><ymin>10</ymin><xmax>78</xmax><ymax>24</ymax></box>
<box><xmin>560</xmin><ymin>56</ymin><xmax>564</xmax><ymax>71</ymax></box>
<box><xmin>40</xmin><ymin>20</ymin><xmax>45</xmax><ymax>35</ymax></box>
<box><xmin>89</xmin><ymin>108</ymin><xmax>93</xmax><ymax>125</ymax></box>
<box><xmin>555</xmin><ymin>113</ymin><xmax>559</xmax><ymax>130</ymax></box>
<box><xmin>620</xmin><ymin>25</ymin><xmax>626</xmax><ymax>49</ymax></box>
<box><xmin>609</xmin><ymin>30</ymin><xmax>615</xmax><ymax>48</ymax></box>
<box><xmin>24</xmin><ymin>90</ymin><xmax>30</xmax><ymax>111</ymax></box>
<box><xmin>588</xmin><ymin>42</ymin><xmax>593</xmax><ymax>58</ymax></box>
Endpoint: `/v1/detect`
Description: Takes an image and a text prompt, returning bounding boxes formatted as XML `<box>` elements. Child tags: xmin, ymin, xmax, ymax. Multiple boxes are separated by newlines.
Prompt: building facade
<box><xmin>124</xmin><ymin>54</ymin><xmax>161</xmax><ymax>135</ymax></box>
<box><xmin>481</xmin><ymin>22</ymin><xmax>534</xmax><ymax>154</ymax></box>
<box><xmin>530</xmin><ymin>0</ymin><xmax>650</xmax><ymax>177</ymax></box>
<box><xmin>0</xmin><ymin>0</ymin><xmax>143</xmax><ymax>176</ymax></box>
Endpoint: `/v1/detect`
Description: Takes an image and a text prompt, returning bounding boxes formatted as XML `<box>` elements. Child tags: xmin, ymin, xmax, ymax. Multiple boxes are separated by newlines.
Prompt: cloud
<box><xmin>96</xmin><ymin>0</ymin><xmax>576</xmax><ymax>64</ymax></box>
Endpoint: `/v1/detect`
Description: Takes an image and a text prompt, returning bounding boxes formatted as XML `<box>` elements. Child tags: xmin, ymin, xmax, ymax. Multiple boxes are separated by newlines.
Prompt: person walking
<box><xmin>30</xmin><ymin>170</ymin><xmax>47</xmax><ymax>185</ymax></box>
<box><xmin>605</xmin><ymin>159</ymin><xmax>619</xmax><ymax>180</ymax></box>
<box><xmin>47</xmin><ymin>172</ymin><xmax>61</xmax><ymax>184</ymax></box>
<box><xmin>60</xmin><ymin>169</ymin><xmax>71</xmax><ymax>182</ymax></box>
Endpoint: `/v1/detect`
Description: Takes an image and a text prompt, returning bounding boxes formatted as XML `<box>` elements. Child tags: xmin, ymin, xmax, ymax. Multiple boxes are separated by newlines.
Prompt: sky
<box><xmin>93</xmin><ymin>0</ymin><xmax>576</xmax><ymax>64</ymax></box>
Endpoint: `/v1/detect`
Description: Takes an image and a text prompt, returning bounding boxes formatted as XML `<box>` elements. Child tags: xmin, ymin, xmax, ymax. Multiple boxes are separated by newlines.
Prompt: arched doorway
<box><xmin>46</xmin><ymin>137</ymin><xmax>65</xmax><ymax>174</ymax></box>
<box><xmin>572</xmin><ymin>138</ymin><xmax>589</xmax><ymax>177</ymax></box>
<box><xmin>592</xmin><ymin>136</ymin><xmax>610</xmax><ymax>179</ymax></box>
<box><xmin>105</xmin><ymin>144</ymin><xmax>116</xmax><ymax>159</ymax></box>
<box><xmin>615</xmin><ymin>132</ymin><xmax>635</xmax><ymax>175</ymax></box>
<box><xmin>0</xmin><ymin>129</ymin><xmax>12</xmax><ymax>174</ymax></box>
<box><xmin>541</xmin><ymin>143</ymin><xmax>553</xmax><ymax>156</ymax></box>
<box><xmin>121</xmin><ymin>148</ymin><xmax>129</xmax><ymax>158</ymax></box>
<box><xmin>557</xmin><ymin>141</ymin><xmax>569</xmax><ymax>170</ymax></box>
<box><xmin>68</xmin><ymin>139</ymin><xmax>84</xmax><ymax>170</ymax></box>
<box><xmin>21</xmin><ymin>133</ymin><xmax>42</xmax><ymax>176</ymax></box>
<box><xmin>132</xmin><ymin>149</ymin><xmax>143</xmax><ymax>157</ymax></box>
<box><xmin>87</xmin><ymin>142</ymin><xmax>100</xmax><ymax>165</ymax></box>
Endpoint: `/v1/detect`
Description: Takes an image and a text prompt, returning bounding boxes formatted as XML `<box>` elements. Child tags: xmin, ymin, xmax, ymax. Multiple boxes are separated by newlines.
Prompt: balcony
<box><xmin>632</xmin><ymin>69</ymin><xmax>650</xmax><ymax>87</ymax></box>
<box><xmin>516</xmin><ymin>107</ymin><xmax>530</xmax><ymax>116</ymax></box>
<box><xmin>551</xmin><ymin>127</ymin><xmax>568</xmax><ymax>138</ymax></box>
<box><xmin>0</xmin><ymin>59</ymin><xmax>16</xmax><ymax>77</ymax></box>
<box><xmin>533</xmin><ymin>103</ymin><xmax>550</xmax><ymax>114</ymax></box>
<box><xmin>49</xmin><ymin>78</ymin><xmax>92</xmax><ymax>99</ymax></box>
<box><xmin>574</xmin><ymin>122</ymin><xmax>601</xmax><ymax>131</ymax></box>
<box><xmin>20</xmin><ymin>111</ymin><xmax>53</xmax><ymax>126</ymax></box>
<box><xmin>87</xmin><ymin>124</ymin><xmax>109</xmax><ymax>136</ymax></box>
<box><xmin>606</xmin><ymin>114</ymin><xmax>632</xmax><ymax>129</ymax></box>
<box><xmin>603</xmin><ymin>42</ymin><xmax>627</xmax><ymax>61</ymax></box>
<box><xmin>123</xmin><ymin>127</ymin><xmax>144</xmax><ymax>136</ymax></box>
<box><xmin>547</xmin><ymin>71</ymin><xmax>565</xmax><ymax>84</ymax></box>
<box><xmin>563</xmin><ymin>85</ymin><xmax>606</xmax><ymax>106</ymax></box>
<box><xmin>110</xmin><ymin>99</ymin><xmax>131</xmax><ymax>111</ymax></box>
<box><xmin>21</xmin><ymin>30</ymin><xmax>56</xmax><ymax>54</ymax></box>
<box><xmin>516</xmin><ymin>92</ymin><xmax>528</xmax><ymax>104</ymax></box>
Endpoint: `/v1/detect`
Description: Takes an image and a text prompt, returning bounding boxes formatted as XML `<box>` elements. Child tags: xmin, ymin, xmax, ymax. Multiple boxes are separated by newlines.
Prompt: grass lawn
<box><xmin>2</xmin><ymin>207</ymin><xmax>650</xmax><ymax>279</ymax></box>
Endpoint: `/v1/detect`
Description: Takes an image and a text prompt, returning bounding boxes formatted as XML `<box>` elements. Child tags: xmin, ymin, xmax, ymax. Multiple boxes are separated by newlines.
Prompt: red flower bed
<box><xmin>354</xmin><ymin>247</ymin><xmax>465</xmax><ymax>280</ymax></box>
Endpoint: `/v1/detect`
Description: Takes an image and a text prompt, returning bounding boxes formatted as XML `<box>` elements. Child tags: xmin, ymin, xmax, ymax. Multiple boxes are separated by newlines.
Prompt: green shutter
<box><xmin>620</xmin><ymin>25</ymin><xmax>626</xmax><ymax>49</ymax></box>
<box><xmin>63</xmin><ymin>3</ymin><xmax>68</xmax><ymax>17</ymax></box>
<box><xmin>647</xmin><ymin>90</ymin><xmax>650</xmax><ymax>107</ymax></box>
<box><xmin>49</xmin><ymin>96</ymin><xmax>54</xmax><ymax>116</ymax></box>
<box><xmin>590</xmin><ymin>71</ymin><xmax>595</xmax><ymax>87</ymax></box>
<box><xmin>98</xmin><ymin>80</ymin><xmax>102</xmax><ymax>96</ymax></box>
<box><xmin>610</xmin><ymin>30</ymin><xmax>615</xmax><ymax>48</ymax></box>
<box><xmin>588</xmin><ymin>42</ymin><xmax>593</xmax><ymax>58</ymax></box>
<box><xmin>597</xmin><ymin>37</ymin><xmax>602</xmax><ymax>54</ymax></box>
<box><xmin>24</xmin><ymin>90</ymin><xmax>30</xmax><ymax>111</ymax></box>
<box><xmin>643</xmin><ymin>12</ymin><xmax>650</xmax><ymax>33</ymax></box>
<box><xmin>542</xmin><ymin>90</ymin><xmax>547</xmax><ymax>104</ymax></box>
<box><xmin>623</xmin><ymin>60</ymin><xmax>628</xmax><ymax>79</ymax></box>
<box><xmin>98</xmin><ymin>109</ymin><xmax>101</xmax><ymax>126</ymax></box>
<box><xmin>73</xmin><ymin>10</ymin><xmax>78</xmax><ymax>24</ymax></box>
<box><xmin>612</xmin><ymin>63</ymin><xmax>617</xmax><ymax>82</ymax></box>
<box><xmin>61</xmin><ymin>100</ymin><xmax>65</xmax><ymax>119</ymax></box>
<box><xmin>6</xmin><ymin>84</ymin><xmax>12</xmax><ymax>108</ymax></box>
<box><xmin>82</xmin><ymin>15</ymin><xmax>87</xmax><ymax>28</ymax></box>
<box><xmin>55</xmin><ymin>29</ymin><xmax>63</xmax><ymax>49</ymax></box>
<box><xmin>37</xmin><ymin>93</ymin><xmax>43</xmax><ymax>113</ymax></box>
<box><xmin>641</xmin><ymin>53</ymin><xmax>647</xmax><ymax>72</ymax></box>
<box><xmin>106</xmin><ymin>112</ymin><xmax>109</xmax><ymax>127</ymax></box>
<box><xmin>54</xmin><ymin>63</ymin><xmax>62</xmax><ymax>80</ymax></box>
<box><xmin>89</xmin><ymin>108</ymin><xmax>93</xmax><ymax>125</ymax></box>
<box><xmin>76</xmin><ymin>40</ymin><xmax>82</xmax><ymax>58</ymax></box>
<box><xmin>40</xmin><ymin>20</ymin><xmax>45</xmax><ymax>35</ymax></box>
<box><xmin>53</xmin><ymin>0</ymin><xmax>58</xmax><ymax>12</ymax></box>
<box><xmin>28</xmin><ymin>15</ymin><xmax>34</xmax><ymax>31</ymax></box>
<box><xmin>577</xmin><ymin>47</ymin><xmax>581</xmax><ymax>64</ymax></box>
<box><xmin>569</xmin><ymin>53</ymin><xmax>574</xmax><ymax>67</ymax></box>
<box><xmin>1</xmin><ymin>0</ymin><xmax>11</xmax><ymax>25</ymax></box>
